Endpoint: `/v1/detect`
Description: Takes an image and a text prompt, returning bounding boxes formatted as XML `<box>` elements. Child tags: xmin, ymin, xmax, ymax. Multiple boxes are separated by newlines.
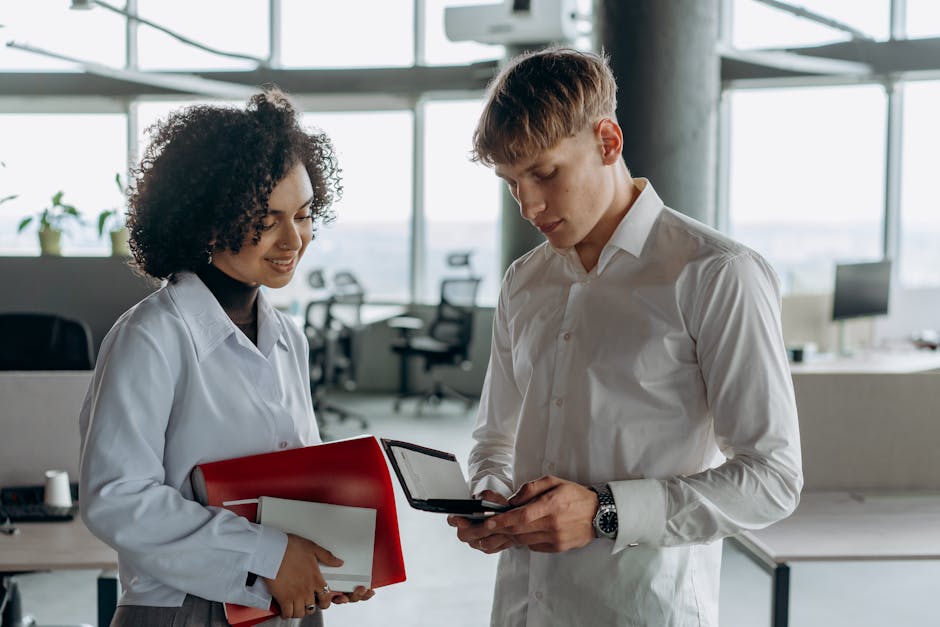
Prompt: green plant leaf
<box><xmin>17</xmin><ymin>216</ymin><xmax>33</xmax><ymax>232</ymax></box>
<box><xmin>51</xmin><ymin>190</ymin><xmax>64</xmax><ymax>206</ymax></box>
<box><xmin>0</xmin><ymin>194</ymin><xmax>17</xmax><ymax>205</ymax></box>
<box><xmin>97</xmin><ymin>210</ymin><xmax>112</xmax><ymax>237</ymax></box>
<box><xmin>114</xmin><ymin>172</ymin><xmax>124</xmax><ymax>194</ymax></box>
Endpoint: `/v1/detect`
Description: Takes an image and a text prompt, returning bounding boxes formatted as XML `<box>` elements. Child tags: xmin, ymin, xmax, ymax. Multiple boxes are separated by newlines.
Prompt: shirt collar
<box><xmin>547</xmin><ymin>178</ymin><xmax>665</xmax><ymax>275</ymax></box>
<box><xmin>168</xmin><ymin>272</ymin><xmax>289</xmax><ymax>361</ymax></box>
<box><xmin>603</xmin><ymin>178</ymin><xmax>664</xmax><ymax>261</ymax></box>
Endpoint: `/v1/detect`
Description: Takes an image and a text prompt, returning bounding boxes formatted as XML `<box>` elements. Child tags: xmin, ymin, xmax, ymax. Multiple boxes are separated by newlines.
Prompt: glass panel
<box><xmin>281</xmin><ymin>0</ymin><xmax>414</xmax><ymax>68</ymax></box>
<box><xmin>0</xmin><ymin>114</ymin><xmax>127</xmax><ymax>256</ymax></box>
<box><xmin>278</xmin><ymin>110</ymin><xmax>414</xmax><ymax>305</ymax></box>
<box><xmin>732</xmin><ymin>0</ymin><xmax>889</xmax><ymax>48</ymax></box>
<box><xmin>899</xmin><ymin>81</ymin><xmax>940</xmax><ymax>288</ymax></box>
<box><xmin>423</xmin><ymin>99</ymin><xmax>501</xmax><ymax>306</ymax></box>
<box><xmin>136</xmin><ymin>0</ymin><xmax>268</xmax><ymax>71</ymax></box>
<box><xmin>907</xmin><ymin>0</ymin><xmax>940</xmax><ymax>38</ymax></box>
<box><xmin>0</xmin><ymin>4</ymin><xmax>125</xmax><ymax>71</ymax></box>
<box><xmin>727</xmin><ymin>85</ymin><xmax>887</xmax><ymax>293</ymax></box>
<box><xmin>422</xmin><ymin>0</ymin><xmax>505</xmax><ymax>65</ymax></box>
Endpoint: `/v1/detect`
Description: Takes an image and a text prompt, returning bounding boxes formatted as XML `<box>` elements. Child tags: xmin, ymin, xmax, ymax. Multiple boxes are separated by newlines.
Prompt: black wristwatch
<box><xmin>590</xmin><ymin>484</ymin><xmax>618</xmax><ymax>539</ymax></box>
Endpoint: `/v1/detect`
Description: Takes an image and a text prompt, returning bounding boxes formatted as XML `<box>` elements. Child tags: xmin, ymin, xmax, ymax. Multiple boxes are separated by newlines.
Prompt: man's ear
<box><xmin>595</xmin><ymin>118</ymin><xmax>623</xmax><ymax>165</ymax></box>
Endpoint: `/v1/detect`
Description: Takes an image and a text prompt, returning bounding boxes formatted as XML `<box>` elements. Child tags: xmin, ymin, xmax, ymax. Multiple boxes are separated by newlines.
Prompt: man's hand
<box><xmin>484</xmin><ymin>476</ymin><xmax>598</xmax><ymax>553</ymax></box>
<box><xmin>447</xmin><ymin>490</ymin><xmax>516</xmax><ymax>554</ymax></box>
<box><xmin>263</xmin><ymin>533</ymin><xmax>344</xmax><ymax>618</ymax></box>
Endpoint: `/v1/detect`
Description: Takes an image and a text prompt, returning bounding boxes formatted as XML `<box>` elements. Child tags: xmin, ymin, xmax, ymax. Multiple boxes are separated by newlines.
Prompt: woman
<box><xmin>79</xmin><ymin>89</ymin><xmax>374</xmax><ymax>625</ymax></box>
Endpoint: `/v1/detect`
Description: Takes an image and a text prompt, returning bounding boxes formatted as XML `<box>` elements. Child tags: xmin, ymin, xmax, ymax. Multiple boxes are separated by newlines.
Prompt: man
<box><xmin>448</xmin><ymin>47</ymin><xmax>802</xmax><ymax>626</ymax></box>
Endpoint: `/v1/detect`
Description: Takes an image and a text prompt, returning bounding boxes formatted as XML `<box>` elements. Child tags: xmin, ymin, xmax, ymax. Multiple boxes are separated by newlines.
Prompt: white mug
<box><xmin>44</xmin><ymin>469</ymin><xmax>73</xmax><ymax>508</ymax></box>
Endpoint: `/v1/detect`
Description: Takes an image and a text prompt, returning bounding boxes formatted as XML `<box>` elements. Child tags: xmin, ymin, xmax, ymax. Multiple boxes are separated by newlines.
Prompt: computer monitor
<box><xmin>831</xmin><ymin>260</ymin><xmax>892</xmax><ymax>321</ymax></box>
<box><xmin>831</xmin><ymin>259</ymin><xmax>892</xmax><ymax>355</ymax></box>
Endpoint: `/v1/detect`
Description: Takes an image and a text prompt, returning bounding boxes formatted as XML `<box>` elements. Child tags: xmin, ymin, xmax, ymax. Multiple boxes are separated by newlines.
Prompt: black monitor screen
<box><xmin>831</xmin><ymin>260</ymin><xmax>892</xmax><ymax>321</ymax></box>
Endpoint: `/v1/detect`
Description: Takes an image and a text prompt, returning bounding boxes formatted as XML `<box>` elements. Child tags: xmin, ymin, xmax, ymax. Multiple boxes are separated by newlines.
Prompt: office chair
<box><xmin>303</xmin><ymin>274</ymin><xmax>368</xmax><ymax>433</ymax></box>
<box><xmin>390</xmin><ymin>276</ymin><xmax>482</xmax><ymax>413</ymax></box>
<box><xmin>0</xmin><ymin>313</ymin><xmax>93</xmax><ymax>371</ymax></box>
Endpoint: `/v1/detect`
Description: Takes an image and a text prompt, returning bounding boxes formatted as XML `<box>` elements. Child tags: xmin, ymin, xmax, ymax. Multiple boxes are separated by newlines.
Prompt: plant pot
<box><xmin>109</xmin><ymin>227</ymin><xmax>130</xmax><ymax>257</ymax></box>
<box><xmin>38</xmin><ymin>227</ymin><xmax>62</xmax><ymax>256</ymax></box>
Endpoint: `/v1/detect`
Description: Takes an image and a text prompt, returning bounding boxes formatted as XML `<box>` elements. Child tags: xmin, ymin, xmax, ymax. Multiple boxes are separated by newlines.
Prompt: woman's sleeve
<box><xmin>79</xmin><ymin>320</ymin><xmax>286</xmax><ymax>609</ymax></box>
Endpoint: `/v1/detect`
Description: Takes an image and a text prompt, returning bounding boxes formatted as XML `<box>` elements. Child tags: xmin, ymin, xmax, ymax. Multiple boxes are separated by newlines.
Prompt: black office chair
<box><xmin>303</xmin><ymin>274</ymin><xmax>367</xmax><ymax>434</ymax></box>
<box><xmin>0</xmin><ymin>313</ymin><xmax>93</xmax><ymax>371</ymax></box>
<box><xmin>390</xmin><ymin>276</ymin><xmax>482</xmax><ymax>413</ymax></box>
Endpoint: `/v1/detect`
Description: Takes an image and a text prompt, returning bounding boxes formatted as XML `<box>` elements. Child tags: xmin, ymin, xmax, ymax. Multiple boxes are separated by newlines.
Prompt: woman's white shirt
<box><xmin>79</xmin><ymin>271</ymin><xmax>320</xmax><ymax>609</ymax></box>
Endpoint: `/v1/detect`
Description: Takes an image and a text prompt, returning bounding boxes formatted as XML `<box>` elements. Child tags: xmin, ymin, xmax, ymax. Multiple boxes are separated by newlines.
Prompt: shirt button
<box><xmin>278</xmin><ymin>441</ymin><xmax>289</xmax><ymax>449</ymax></box>
<box><xmin>563</xmin><ymin>332</ymin><xmax>571</xmax><ymax>341</ymax></box>
<box><xmin>534</xmin><ymin>591</ymin><xmax>544</xmax><ymax>601</ymax></box>
<box><xmin>554</xmin><ymin>398</ymin><xmax>563</xmax><ymax>407</ymax></box>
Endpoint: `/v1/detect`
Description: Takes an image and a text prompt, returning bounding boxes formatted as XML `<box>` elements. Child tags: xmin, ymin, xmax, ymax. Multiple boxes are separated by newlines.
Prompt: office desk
<box><xmin>790</xmin><ymin>348</ymin><xmax>940</xmax><ymax>373</ymax></box>
<box><xmin>1</xmin><ymin>518</ymin><xmax>118</xmax><ymax>626</ymax></box>
<box><xmin>730</xmin><ymin>491</ymin><xmax>940</xmax><ymax>627</ymax></box>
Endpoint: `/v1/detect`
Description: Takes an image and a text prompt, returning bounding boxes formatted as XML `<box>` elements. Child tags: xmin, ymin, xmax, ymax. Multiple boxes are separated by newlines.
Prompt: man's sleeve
<box><xmin>467</xmin><ymin>267</ymin><xmax>523</xmax><ymax>499</ymax></box>
<box><xmin>610</xmin><ymin>251</ymin><xmax>803</xmax><ymax>553</ymax></box>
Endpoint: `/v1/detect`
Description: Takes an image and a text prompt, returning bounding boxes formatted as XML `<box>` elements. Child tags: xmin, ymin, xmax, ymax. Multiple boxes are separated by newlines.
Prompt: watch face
<box><xmin>599</xmin><ymin>510</ymin><xmax>618</xmax><ymax>534</ymax></box>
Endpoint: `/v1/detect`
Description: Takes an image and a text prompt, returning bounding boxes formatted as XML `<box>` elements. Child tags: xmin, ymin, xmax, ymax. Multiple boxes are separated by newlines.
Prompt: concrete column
<box><xmin>596</xmin><ymin>0</ymin><xmax>720</xmax><ymax>224</ymax></box>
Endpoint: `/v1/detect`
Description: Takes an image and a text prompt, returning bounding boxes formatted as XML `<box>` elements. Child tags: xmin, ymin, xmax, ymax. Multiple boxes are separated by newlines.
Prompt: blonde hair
<box><xmin>472</xmin><ymin>47</ymin><xmax>618</xmax><ymax>166</ymax></box>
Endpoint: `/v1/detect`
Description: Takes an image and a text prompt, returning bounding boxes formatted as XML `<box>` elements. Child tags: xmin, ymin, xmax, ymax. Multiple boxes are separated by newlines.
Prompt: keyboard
<box><xmin>0</xmin><ymin>502</ymin><xmax>75</xmax><ymax>523</ymax></box>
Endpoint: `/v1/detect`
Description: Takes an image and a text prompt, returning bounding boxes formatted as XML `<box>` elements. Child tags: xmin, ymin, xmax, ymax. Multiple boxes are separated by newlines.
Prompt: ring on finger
<box><xmin>305</xmin><ymin>603</ymin><xmax>317</xmax><ymax>613</ymax></box>
<box><xmin>478</xmin><ymin>538</ymin><xmax>485</xmax><ymax>550</ymax></box>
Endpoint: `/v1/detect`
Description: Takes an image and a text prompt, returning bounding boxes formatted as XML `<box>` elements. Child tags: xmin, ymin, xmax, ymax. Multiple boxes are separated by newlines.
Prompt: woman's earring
<box><xmin>206</xmin><ymin>247</ymin><xmax>213</xmax><ymax>265</ymax></box>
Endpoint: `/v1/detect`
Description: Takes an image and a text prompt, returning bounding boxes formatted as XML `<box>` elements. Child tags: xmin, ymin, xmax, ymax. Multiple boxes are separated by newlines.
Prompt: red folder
<box><xmin>191</xmin><ymin>435</ymin><xmax>407</xmax><ymax>626</ymax></box>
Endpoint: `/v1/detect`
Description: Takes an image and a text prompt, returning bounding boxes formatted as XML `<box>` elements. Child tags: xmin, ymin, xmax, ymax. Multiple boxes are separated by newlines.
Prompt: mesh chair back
<box><xmin>429</xmin><ymin>277</ymin><xmax>481</xmax><ymax>350</ymax></box>
<box><xmin>0</xmin><ymin>312</ymin><xmax>94</xmax><ymax>370</ymax></box>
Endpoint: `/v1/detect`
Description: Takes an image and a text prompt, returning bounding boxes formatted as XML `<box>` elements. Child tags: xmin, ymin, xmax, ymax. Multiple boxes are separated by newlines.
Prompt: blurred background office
<box><xmin>2</xmin><ymin>1</ymin><xmax>940</xmax><ymax>626</ymax></box>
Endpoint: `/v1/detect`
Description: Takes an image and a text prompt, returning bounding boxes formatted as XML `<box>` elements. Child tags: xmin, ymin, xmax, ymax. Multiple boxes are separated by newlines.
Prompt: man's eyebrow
<box><xmin>268</xmin><ymin>194</ymin><xmax>315</xmax><ymax>214</ymax></box>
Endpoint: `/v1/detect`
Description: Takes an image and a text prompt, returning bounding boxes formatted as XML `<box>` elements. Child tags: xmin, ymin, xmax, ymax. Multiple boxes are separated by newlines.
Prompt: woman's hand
<box><xmin>263</xmin><ymin>533</ymin><xmax>344</xmax><ymax>618</ymax></box>
<box><xmin>330</xmin><ymin>585</ymin><xmax>376</xmax><ymax>604</ymax></box>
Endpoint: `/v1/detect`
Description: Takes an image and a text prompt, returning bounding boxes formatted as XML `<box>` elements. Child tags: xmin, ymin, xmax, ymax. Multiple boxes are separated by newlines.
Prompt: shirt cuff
<box><xmin>608</xmin><ymin>478</ymin><xmax>666</xmax><ymax>553</ymax></box>
<box><xmin>471</xmin><ymin>475</ymin><xmax>514</xmax><ymax>500</ymax></box>
<box><xmin>248</xmin><ymin>524</ymin><xmax>288</xmax><ymax>580</ymax></box>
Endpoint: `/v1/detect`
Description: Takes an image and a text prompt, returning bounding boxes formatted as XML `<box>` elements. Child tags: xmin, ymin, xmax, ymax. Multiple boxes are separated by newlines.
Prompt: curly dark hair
<box><xmin>127</xmin><ymin>88</ymin><xmax>341</xmax><ymax>281</ymax></box>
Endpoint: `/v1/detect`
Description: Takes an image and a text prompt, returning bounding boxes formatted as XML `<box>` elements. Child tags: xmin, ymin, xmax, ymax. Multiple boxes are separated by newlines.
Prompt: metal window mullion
<box><xmin>269</xmin><ymin>0</ymin><xmax>282</xmax><ymax>68</ymax></box>
<box><xmin>714</xmin><ymin>89</ymin><xmax>732</xmax><ymax>233</ymax></box>
<box><xmin>410</xmin><ymin>100</ymin><xmax>426</xmax><ymax>304</ymax></box>
<box><xmin>883</xmin><ymin>80</ymin><xmax>903</xmax><ymax>268</ymax></box>
<box><xmin>414</xmin><ymin>0</ymin><xmax>426</xmax><ymax>67</ymax></box>
<box><xmin>125</xmin><ymin>0</ymin><xmax>138</xmax><ymax>69</ymax></box>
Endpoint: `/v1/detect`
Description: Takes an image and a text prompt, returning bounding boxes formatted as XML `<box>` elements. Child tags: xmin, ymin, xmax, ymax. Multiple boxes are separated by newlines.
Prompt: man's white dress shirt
<box><xmin>469</xmin><ymin>180</ymin><xmax>803</xmax><ymax>627</ymax></box>
<box><xmin>80</xmin><ymin>272</ymin><xmax>320</xmax><ymax>609</ymax></box>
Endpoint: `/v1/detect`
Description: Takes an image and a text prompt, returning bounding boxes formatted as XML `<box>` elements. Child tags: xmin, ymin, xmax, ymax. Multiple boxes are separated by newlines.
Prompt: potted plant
<box><xmin>17</xmin><ymin>190</ymin><xmax>83</xmax><ymax>256</ymax></box>
<box><xmin>97</xmin><ymin>172</ymin><xmax>130</xmax><ymax>257</ymax></box>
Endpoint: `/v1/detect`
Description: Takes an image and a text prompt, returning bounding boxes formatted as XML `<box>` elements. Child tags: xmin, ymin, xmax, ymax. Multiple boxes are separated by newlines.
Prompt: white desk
<box><xmin>731</xmin><ymin>491</ymin><xmax>940</xmax><ymax>626</ymax></box>
<box><xmin>790</xmin><ymin>348</ymin><xmax>940</xmax><ymax>374</ymax></box>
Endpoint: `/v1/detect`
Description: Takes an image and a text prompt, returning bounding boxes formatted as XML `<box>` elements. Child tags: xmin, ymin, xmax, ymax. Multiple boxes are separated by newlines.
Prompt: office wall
<box><xmin>1</xmin><ymin>257</ymin><xmax>157</xmax><ymax>359</ymax></box>
<box><xmin>781</xmin><ymin>286</ymin><xmax>940</xmax><ymax>353</ymax></box>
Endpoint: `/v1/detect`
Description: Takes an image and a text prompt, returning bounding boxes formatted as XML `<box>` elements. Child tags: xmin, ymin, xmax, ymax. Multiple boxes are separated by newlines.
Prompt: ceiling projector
<box><xmin>444</xmin><ymin>0</ymin><xmax>579</xmax><ymax>46</ymax></box>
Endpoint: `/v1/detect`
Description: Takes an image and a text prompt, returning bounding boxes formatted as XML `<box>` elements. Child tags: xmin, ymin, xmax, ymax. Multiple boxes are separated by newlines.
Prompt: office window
<box><xmin>0</xmin><ymin>114</ymin><xmax>127</xmax><ymax>256</ymax></box>
<box><xmin>136</xmin><ymin>0</ymin><xmax>269</xmax><ymax>71</ymax></box>
<box><xmin>907</xmin><ymin>0</ymin><xmax>940</xmax><ymax>38</ymax></box>
<box><xmin>732</xmin><ymin>0</ymin><xmax>889</xmax><ymax>48</ymax></box>
<box><xmin>422</xmin><ymin>0</ymin><xmax>505</xmax><ymax>66</ymax></box>
<box><xmin>284</xmin><ymin>111</ymin><xmax>414</xmax><ymax>305</ymax></box>
<box><xmin>281</xmin><ymin>0</ymin><xmax>414</xmax><ymax>68</ymax></box>
<box><xmin>0</xmin><ymin>4</ymin><xmax>125</xmax><ymax>71</ymax></box>
<box><xmin>727</xmin><ymin>85</ymin><xmax>886</xmax><ymax>293</ymax></box>
<box><xmin>899</xmin><ymin>81</ymin><xmax>940</xmax><ymax>288</ymax></box>
<box><xmin>422</xmin><ymin>99</ymin><xmax>501</xmax><ymax>306</ymax></box>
